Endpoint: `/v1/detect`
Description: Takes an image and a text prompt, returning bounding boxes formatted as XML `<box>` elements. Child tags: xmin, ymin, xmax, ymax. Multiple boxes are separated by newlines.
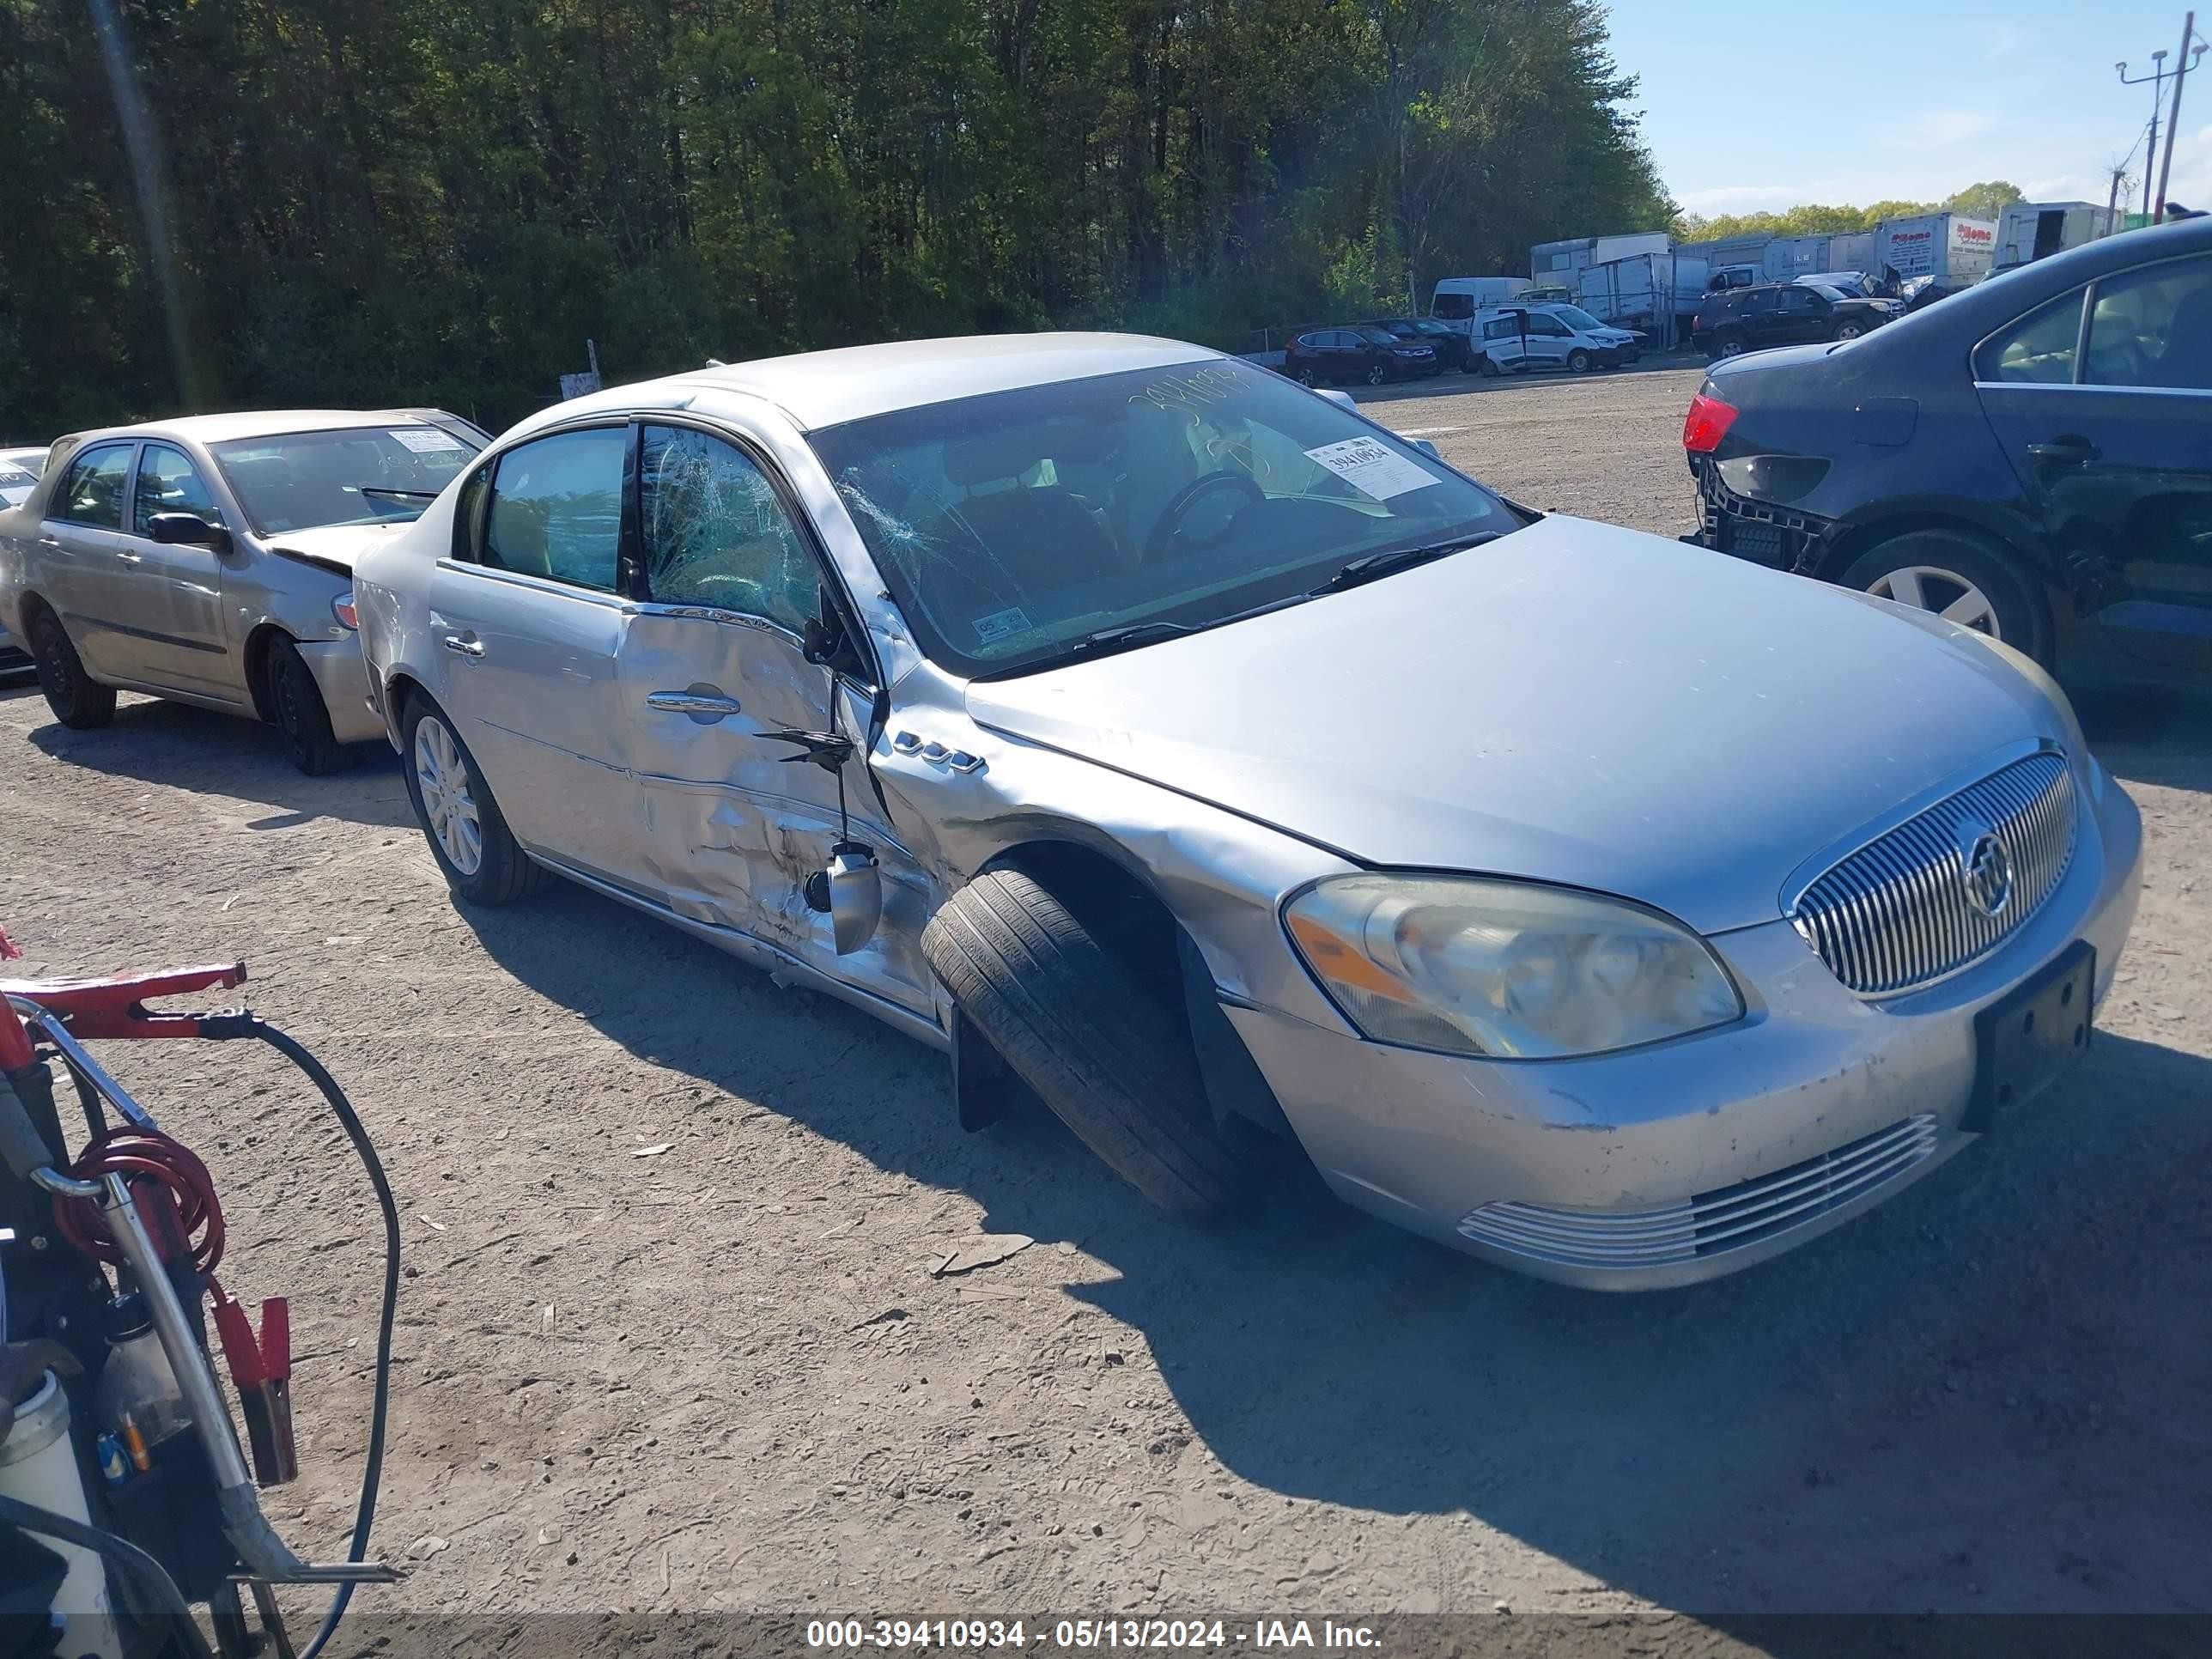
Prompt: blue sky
<box><xmin>1603</xmin><ymin>1</ymin><xmax>2212</xmax><ymax>217</ymax></box>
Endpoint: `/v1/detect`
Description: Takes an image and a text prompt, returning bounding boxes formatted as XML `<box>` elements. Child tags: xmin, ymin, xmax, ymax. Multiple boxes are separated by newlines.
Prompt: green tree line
<box><xmin>1674</xmin><ymin>181</ymin><xmax>2027</xmax><ymax>244</ymax></box>
<box><xmin>0</xmin><ymin>0</ymin><xmax>1672</xmax><ymax>441</ymax></box>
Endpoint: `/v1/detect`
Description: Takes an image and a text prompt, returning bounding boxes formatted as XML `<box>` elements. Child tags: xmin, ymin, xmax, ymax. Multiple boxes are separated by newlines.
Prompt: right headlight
<box><xmin>1285</xmin><ymin>873</ymin><xmax>1744</xmax><ymax>1060</ymax></box>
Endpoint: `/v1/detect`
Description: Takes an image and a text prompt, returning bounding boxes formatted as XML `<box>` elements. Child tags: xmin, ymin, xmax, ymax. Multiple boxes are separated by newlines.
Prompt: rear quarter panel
<box><xmin>1703</xmin><ymin>328</ymin><xmax>2054</xmax><ymax>579</ymax></box>
<box><xmin>353</xmin><ymin>490</ymin><xmax>465</xmax><ymax>748</ymax></box>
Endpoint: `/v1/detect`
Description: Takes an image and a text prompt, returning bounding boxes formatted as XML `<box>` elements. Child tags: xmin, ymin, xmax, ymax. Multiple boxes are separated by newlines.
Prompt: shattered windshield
<box><xmin>210</xmin><ymin>424</ymin><xmax>483</xmax><ymax>535</ymax></box>
<box><xmin>807</xmin><ymin>361</ymin><xmax>1517</xmax><ymax>675</ymax></box>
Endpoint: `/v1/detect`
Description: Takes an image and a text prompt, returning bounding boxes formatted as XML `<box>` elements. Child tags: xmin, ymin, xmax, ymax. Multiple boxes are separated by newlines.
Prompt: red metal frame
<box><xmin>0</xmin><ymin>946</ymin><xmax>248</xmax><ymax>1072</ymax></box>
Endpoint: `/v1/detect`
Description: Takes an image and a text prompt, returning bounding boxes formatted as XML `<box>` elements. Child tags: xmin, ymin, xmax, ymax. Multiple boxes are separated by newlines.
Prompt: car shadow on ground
<box><xmin>2079</xmin><ymin>690</ymin><xmax>2212</xmax><ymax>795</ymax></box>
<box><xmin>16</xmin><ymin>689</ymin><xmax>412</xmax><ymax>830</ymax></box>
<box><xmin>459</xmin><ymin>873</ymin><xmax>2212</xmax><ymax>1618</ymax></box>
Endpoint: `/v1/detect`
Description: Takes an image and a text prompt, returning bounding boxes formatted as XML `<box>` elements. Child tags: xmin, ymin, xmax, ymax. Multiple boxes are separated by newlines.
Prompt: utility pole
<box><xmin>2120</xmin><ymin>46</ymin><xmax>2175</xmax><ymax>218</ymax></box>
<box><xmin>2154</xmin><ymin>12</ymin><xmax>2203</xmax><ymax>219</ymax></box>
<box><xmin>2105</xmin><ymin>164</ymin><xmax>2124</xmax><ymax>237</ymax></box>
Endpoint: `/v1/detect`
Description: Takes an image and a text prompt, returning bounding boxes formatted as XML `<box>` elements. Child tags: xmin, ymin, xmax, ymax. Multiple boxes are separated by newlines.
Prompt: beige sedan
<box><xmin>0</xmin><ymin>410</ymin><xmax>484</xmax><ymax>770</ymax></box>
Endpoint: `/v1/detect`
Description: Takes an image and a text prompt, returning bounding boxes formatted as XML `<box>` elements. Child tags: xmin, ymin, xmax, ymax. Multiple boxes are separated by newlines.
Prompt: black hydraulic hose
<box><xmin>0</xmin><ymin>1492</ymin><xmax>219</xmax><ymax>1659</ymax></box>
<box><xmin>199</xmin><ymin>1014</ymin><xmax>399</xmax><ymax>1659</ymax></box>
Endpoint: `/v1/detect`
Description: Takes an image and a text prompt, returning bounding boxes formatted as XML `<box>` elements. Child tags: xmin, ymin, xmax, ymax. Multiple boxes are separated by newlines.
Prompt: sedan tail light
<box><xmin>1681</xmin><ymin>390</ymin><xmax>1739</xmax><ymax>454</ymax></box>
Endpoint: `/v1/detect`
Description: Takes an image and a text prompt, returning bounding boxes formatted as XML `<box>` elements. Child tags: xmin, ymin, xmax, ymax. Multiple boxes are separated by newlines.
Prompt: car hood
<box><xmin>963</xmin><ymin>515</ymin><xmax>2067</xmax><ymax>933</ymax></box>
<box><xmin>262</xmin><ymin>520</ymin><xmax>413</xmax><ymax>574</ymax></box>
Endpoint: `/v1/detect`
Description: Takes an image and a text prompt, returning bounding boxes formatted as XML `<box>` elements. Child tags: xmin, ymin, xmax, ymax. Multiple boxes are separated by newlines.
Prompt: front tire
<box><xmin>27</xmin><ymin>608</ymin><xmax>115</xmax><ymax>730</ymax></box>
<box><xmin>1832</xmin><ymin>320</ymin><xmax>1867</xmax><ymax>341</ymax></box>
<box><xmin>1841</xmin><ymin>529</ymin><xmax>2049</xmax><ymax>662</ymax></box>
<box><xmin>1475</xmin><ymin>354</ymin><xmax>1498</xmax><ymax>377</ymax></box>
<box><xmin>1567</xmin><ymin>349</ymin><xmax>1593</xmax><ymax>374</ymax></box>
<box><xmin>267</xmin><ymin>638</ymin><xmax>354</xmax><ymax>775</ymax></box>
<box><xmin>401</xmin><ymin>696</ymin><xmax>546</xmax><ymax>904</ymax></box>
<box><xmin>921</xmin><ymin>868</ymin><xmax>1246</xmax><ymax>1221</ymax></box>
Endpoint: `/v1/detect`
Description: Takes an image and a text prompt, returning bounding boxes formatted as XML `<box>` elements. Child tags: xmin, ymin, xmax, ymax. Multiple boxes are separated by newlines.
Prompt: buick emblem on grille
<box><xmin>1958</xmin><ymin>819</ymin><xmax>2014</xmax><ymax>920</ymax></box>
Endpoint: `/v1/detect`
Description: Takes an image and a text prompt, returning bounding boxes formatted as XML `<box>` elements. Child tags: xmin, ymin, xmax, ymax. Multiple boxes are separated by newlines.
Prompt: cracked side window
<box><xmin>639</xmin><ymin>425</ymin><xmax>817</xmax><ymax>634</ymax></box>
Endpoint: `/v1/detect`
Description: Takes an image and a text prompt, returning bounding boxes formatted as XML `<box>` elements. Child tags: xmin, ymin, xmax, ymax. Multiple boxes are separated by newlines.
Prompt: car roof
<box><xmin>54</xmin><ymin>409</ymin><xmax>467</xmax><ymax>450</ymax></box>
<box><xmin>520</xmin><ymin>332</ymin><xmax>1217</xmax><ymax>438</ymax></box>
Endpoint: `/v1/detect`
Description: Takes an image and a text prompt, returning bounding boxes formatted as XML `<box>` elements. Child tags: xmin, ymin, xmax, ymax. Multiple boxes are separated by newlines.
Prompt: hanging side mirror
<box><xmin>804</xmin><ymin>841</ymin><xmax>883</xmax><ymax>954</ymax></box>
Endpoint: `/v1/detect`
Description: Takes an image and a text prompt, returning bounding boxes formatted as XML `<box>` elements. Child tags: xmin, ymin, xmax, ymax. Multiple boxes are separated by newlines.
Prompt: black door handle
<box><xmin>2026</xmin><ymin>436</ymin><xmax>2099</xmax><ymax>464</ymax></box>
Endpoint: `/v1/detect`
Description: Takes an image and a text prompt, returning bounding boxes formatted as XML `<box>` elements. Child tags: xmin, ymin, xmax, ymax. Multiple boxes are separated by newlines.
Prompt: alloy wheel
<box><xmin>1867</xmin><ymin>565</ymin><xmax>2002</xmax><ymax>637</ymax></box>
<box><xmin>1718</xmin><ymin>337</ymin><xmax>1746</xmax><ymax>357</ymax></box>
<box><xmin>413</xmin><ymin>715</ymin><xmax>484</xmax><ymax>875</ymax></box>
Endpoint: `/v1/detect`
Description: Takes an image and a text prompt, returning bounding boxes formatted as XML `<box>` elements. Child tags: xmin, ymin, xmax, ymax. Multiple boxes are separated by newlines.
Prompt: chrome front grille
<box><xmin>1458</xmin><ymin>1115</ymin><xmax>1942</xmax><ymax>1272</ymax></box>
<box><xmin>1790</xmin><ymin>751</ymin><xmax>2076</xmax><ymax>996</ymax></box>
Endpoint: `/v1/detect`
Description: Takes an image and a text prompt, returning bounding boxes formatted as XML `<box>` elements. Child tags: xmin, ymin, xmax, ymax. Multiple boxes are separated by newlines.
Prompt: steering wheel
<box><xmin>1140</xmin><ymin>471</ymin><xmax>1266</xmax><ymax>566</ymax></box>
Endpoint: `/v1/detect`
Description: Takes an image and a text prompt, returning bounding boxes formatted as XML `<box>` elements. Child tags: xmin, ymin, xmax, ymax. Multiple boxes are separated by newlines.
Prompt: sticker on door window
<box><xmin>391</xmin><ymin>428</ymin><xmax>467</xmax><ymax>453</ymax></box>
<box><xmin>973</xmin><ymin>606</ymin><xmax>1033</xmax><ymax>643</ymax></box>
<box><xmin>1301</xmin><ymin>438</ymin><xmax>1439</xmax><ymax>501</ymax></box>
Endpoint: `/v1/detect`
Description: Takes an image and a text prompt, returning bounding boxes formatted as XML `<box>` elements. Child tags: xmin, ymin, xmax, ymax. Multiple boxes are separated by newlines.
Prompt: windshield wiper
<box><xmin>1307</xmin><ymin>531</ymin><xmax>1505</xmax><ymax>595</ymax></box>
<box><xmin>1049</xmin><ymin>621</ymin><xmax>1195</xmax><ymax>664</ymax></box>
<box><xmin>353</xmin><ymin>485</ymin><xmax>439</xmax><ymax>502</ymax></box>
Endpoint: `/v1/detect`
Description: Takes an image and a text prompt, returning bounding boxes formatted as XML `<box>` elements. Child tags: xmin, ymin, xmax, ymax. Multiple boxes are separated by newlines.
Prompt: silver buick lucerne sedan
<box><xmin>0</xmin><ymin>410</ymin><xmax>485</xmax><ymax>770</ymax></box>
<box><xmin>353</xmin><ymin>334</ymin><xmax>2141</xmax><ymax>1288</ymax></box>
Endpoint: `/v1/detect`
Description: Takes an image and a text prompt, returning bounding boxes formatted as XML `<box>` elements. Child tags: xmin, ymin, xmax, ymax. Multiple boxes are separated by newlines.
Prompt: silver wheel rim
<box><xmin>1838</xmin><ymin>324</ymin><xmax>1863</xmax><ymax>338</ymax></box>
<box><xmin>1868</xmin><ymin>565</ymin><xmax>2001</xmax><ymax>636</ymax></box>
<box><xmin>1720</xmin><ymin>338</ymin><xmax>1745</xmax><ymax>356</ymax></box>
<box><xmin>413</xmin><ymin>716</ymin><xmax>484</xmax><ymax>875</ymax></box>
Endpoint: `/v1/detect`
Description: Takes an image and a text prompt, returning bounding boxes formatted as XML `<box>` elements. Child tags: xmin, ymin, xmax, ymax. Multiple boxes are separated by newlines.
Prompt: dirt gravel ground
<box><xmin>3</xmin><ymin>360</ymin><xmax>2209</xmax><ymax>1637</ymax></box>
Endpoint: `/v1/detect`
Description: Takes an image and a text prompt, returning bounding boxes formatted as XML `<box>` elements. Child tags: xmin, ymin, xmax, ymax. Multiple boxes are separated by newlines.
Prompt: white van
<box><xmin>1468</xmin><ymin>303</ymin><xmax>1640</xmax><ymax>375</ymax></box>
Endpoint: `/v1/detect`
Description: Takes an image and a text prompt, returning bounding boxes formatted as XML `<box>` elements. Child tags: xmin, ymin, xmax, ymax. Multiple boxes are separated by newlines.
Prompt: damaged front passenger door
<box><xmin>617</xmin><ymin>421</ymin><xmax>938</xmax><ymax>1017</ymax></box>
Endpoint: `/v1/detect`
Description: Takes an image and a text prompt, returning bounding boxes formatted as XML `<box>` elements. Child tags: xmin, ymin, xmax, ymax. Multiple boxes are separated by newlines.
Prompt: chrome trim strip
<box><xmin>1970</xmin><ymin>380</ymin><xmax>2212</xmax><ymax>400</ymax></box>
<box><xmin>1459</xmin><ymin>1115</ymin><xmax>1941</xmax><ymax>1270</ymax></box>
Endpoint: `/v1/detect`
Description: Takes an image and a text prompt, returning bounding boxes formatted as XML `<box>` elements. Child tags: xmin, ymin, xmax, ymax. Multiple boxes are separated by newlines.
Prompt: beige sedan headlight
<box><xmin>1285</xmin><ymin>874</ymin><xmax>1744</xmax><ymax>1060</ymax></box>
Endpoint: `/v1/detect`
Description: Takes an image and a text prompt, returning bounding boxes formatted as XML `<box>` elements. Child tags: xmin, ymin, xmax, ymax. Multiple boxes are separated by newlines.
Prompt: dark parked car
<box><xmin>1691</xmin><ymin>282</ymin><xmax>1899</xmax><ymax>360</ymax></box>
<box><xmin>1358</xmin><ymin>315</ymin><xmax>1468</xmax><ymax>372</ymax></box>
<box><xmin>1681</xmin><ymin>216</ymin><xmax>2212</xmax><ymax>690</ymax></box>
<box><xmin>1283</xmin><ymin>326</ymin><xmax>1436</xmax><ymax>387</ymax></box>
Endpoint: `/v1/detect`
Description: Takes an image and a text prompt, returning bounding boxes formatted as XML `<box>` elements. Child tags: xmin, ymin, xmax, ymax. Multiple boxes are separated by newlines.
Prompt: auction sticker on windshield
<box><xmin>1302</xmin><ymin>437</ymin><xmax>1437</xmax><ymax>501</ymax></box>
<box><xmin>391</xmin><ymin>428</ymin><xmax>467</xmax><ymax>453</ymax></box>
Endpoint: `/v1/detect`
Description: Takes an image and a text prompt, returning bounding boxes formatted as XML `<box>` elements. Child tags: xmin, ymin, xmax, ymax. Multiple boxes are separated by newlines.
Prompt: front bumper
<box><xmin>292</xmin><ymin>637</ymin><xmax>386</xmax><ymax>745</ymax></box>
<box><xmin>1226</xmin><ymin>763</ymin><xmax>2143</xmax><ymax>1290</ymax></box>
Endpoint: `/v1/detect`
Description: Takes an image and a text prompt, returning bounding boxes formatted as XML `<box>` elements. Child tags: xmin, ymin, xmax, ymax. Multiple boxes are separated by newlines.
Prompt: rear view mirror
<box><xmin>1315</xmin><ymin>388</ymin><xmax>1358</xmax><ymax>413</ymax></box>
<box><xmin>1413</xmin><ymin>439</ymin><xmax>1441</xmax><ymax>460</ymax></box>
<box><xmin>147</xmin><ymin>512</ymin><xmax>231</xmax><ymax>553</ymax></box>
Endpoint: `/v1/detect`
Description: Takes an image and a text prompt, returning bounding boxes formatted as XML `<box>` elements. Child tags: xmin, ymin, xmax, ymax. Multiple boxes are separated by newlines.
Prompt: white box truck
<box><xmin>1993</xmin><ymin>202</ymin><xmax>2118</xmax><ymax>270</ymax></box>
<box><xmin>1528</xmin><ymin>231</ymin><xmax>1672</xmax><ymax>289</ymax></box>
<box><xmin>1574</xmin><ymin>252</ymin><xmax>1708</xmax><ymax>343</ymax></box>
<box><xmin>1760</xmin><ymin>232</ymin><xmax>1878</xmax><ymax>279</ymax></box>
<box><xmin>1874</xmin><ymin>213</ymin><xmax>1998</xmax><ymax>286</ymax></box>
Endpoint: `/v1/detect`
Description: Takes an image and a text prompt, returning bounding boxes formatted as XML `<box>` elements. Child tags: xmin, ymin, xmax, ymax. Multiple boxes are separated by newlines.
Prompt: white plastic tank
<box><xmin>0</xmin><ymin>1369</ymin><xmax>123</xmax><ymax>1659</ymax></box>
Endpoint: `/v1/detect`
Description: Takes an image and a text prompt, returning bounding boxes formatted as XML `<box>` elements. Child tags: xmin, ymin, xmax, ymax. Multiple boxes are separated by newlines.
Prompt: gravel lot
<box><xmin>4</xmin><ymin>360</ymin><xmax>2208</xmax><ymax>1634</ymax></box>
